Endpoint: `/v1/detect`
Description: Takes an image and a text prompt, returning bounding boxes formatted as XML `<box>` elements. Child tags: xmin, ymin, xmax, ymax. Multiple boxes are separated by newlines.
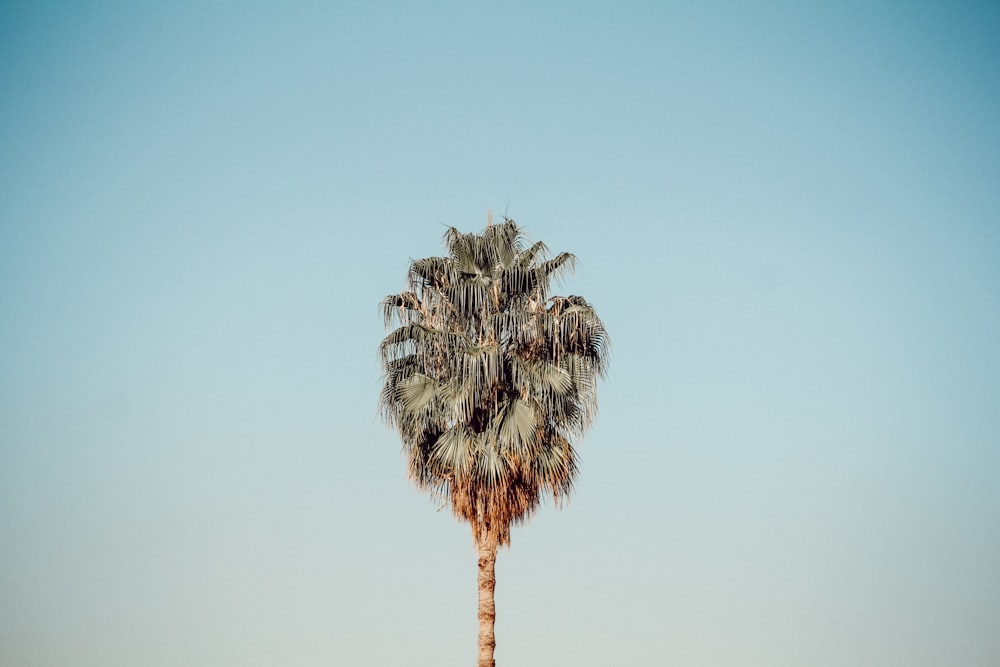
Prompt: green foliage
<box><xmin>379</xmin><ymin>218</ymin><xmax>609</xmax><ymax>546</ymax></box>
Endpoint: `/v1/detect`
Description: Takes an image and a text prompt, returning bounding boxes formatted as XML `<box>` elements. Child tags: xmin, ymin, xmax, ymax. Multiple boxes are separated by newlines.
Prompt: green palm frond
<box><xmin>395</xmin><ymin>373</ymin><xmax>439</xmax><ymax>415</ymax></box>
<box><xmin>493</xmin><ymin>397</ymin><xmax>539</xmax><ymax>456</ymax></box>
<box><xmin>379</xmin><ymin>324</ymin><xmax>469</xmax><ymax>367</ymax></box>
<box><xmin>410</xmin><ymin>255</ymin><xmax>456</xmax><ymax>288</ymax></box>
<box><xmin>431</xmin><ymin>426</ymin><xmax>479</xmax><ymax>476</ymax></box>
<box><xmin>441</xmin><ymin>282</ymin><xmax>490</xmax><ymax>317</ymax></box>
<box><xmin>533</xmin><ymin>432</ymin><xmax>576</xmax><ymax>498</ymax></box>
<box><xmin>476</xmin><ymin>439</ymin><xmax>510</xmax><ymax>488</ymax></box>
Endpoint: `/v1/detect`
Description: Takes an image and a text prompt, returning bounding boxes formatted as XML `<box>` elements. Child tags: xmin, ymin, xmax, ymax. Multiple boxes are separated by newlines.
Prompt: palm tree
<box><xmin>378</xmin><ymin>216</ymin><xmax>609</xmax><ymax>667</ymax></box>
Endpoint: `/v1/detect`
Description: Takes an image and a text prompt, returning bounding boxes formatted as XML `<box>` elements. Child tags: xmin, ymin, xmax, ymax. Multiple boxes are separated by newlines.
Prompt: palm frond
<box><xmin>517</xmin><ymin>240</ymin><xmax>549</xmax><ymax>268</ymax></box>
<box><xmin>379</xmin><ymin>324</ymin><xmax>469</xmax><ymax>368</ymax></box>
<box><xmin>431</xmin><ymin>426</ymin><xmax>479</xmax><ymax>476</ymax></box>
<box><xmin>493</xmin><ymin>397</ymin><xmax>539</xmax><ymax>456</ymax></box>
<box><xmin>395</xmin><ymin>372</ymin><xmax>439</xmax><ymax>415</ymax></box>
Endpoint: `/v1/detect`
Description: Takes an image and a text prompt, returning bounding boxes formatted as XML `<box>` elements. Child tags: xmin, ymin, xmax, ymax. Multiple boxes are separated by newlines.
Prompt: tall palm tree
<box><xmin>378</xmin><ymin>216</ymin><xmax>609</xmax><ymax>667</ymax></box>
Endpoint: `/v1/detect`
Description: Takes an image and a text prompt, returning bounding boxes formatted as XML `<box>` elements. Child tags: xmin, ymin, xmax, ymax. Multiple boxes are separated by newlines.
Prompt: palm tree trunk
<box><xmin>477</xmin><ymin>538</ymin><xmax>497</xmax><ymax>667</ymax></box>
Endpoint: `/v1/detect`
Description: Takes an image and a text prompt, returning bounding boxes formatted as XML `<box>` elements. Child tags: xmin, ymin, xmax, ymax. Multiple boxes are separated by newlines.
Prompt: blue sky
<box><xmin>2</xmin><ymin>2</ymin><xmax>998</xmax><ymax>665</ymax></box>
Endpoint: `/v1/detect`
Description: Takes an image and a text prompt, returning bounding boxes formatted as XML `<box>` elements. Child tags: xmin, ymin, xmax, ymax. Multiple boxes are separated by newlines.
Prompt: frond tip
<box><xmin>378</xmin><ymin>215</ymin><xmax>609</xmax><ymax>547</ymax></box>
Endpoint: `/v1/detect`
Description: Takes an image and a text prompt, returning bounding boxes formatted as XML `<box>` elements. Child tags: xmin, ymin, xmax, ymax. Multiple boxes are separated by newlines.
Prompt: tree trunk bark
<box><xmin>477</xmin><ymin>538</ymin><xmax>497</xmax><ymax>667</ymax></box>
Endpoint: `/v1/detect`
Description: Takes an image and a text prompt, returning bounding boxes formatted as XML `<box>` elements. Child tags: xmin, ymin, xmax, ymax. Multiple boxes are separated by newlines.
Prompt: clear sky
<box><xmin>1</xmin><ymin>1</ymin><xmax>998</xmax><ymax>665</ymax></box>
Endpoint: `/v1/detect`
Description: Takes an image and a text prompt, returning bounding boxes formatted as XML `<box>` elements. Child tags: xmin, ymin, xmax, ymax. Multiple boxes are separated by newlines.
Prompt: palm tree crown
<box><xmin>379</xmin><ymin>218</ymin><xmax>609</xmax><ymax>547</ymax></box>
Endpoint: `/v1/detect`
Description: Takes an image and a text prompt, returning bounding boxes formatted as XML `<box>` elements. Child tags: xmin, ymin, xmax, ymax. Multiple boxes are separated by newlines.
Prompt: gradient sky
<box><xmin>2</xmin><ymin>2</ymin><xmax>998</xmax><ymax>666</ymax></box>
